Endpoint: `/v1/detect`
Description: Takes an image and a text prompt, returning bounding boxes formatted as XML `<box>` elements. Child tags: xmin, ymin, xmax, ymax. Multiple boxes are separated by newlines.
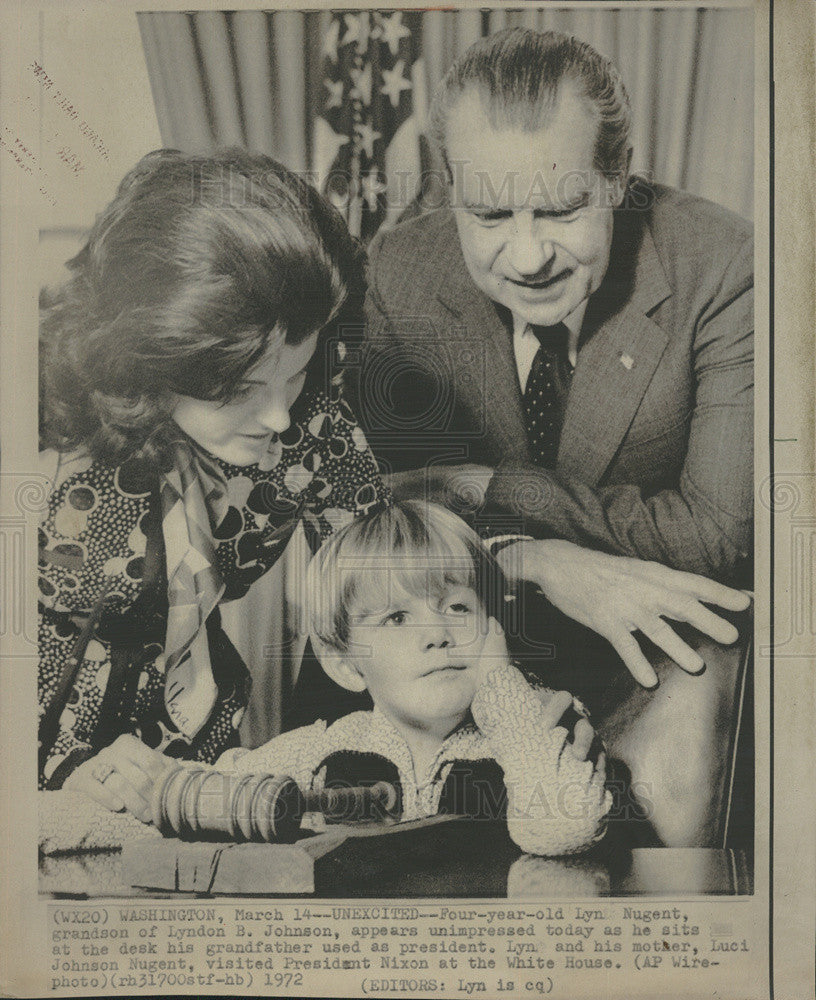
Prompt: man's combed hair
<box><xmin>40</xmin><ymin>147</ymin><xmax>366</xmax><ymax>467</ymax></box>
<box><xmin>306</xmin><ymin>500</ymin><xmax>507</xmax><ymax>652</ymax></box>
<box><xmin>429</xmin><ymin>27</ymin><xmax>632</xmax><ymax>180</ymax></box>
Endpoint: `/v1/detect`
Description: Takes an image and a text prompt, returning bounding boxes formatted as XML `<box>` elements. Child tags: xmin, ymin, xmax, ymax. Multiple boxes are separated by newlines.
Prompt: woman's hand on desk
<box><xmin>63</xmin><ymin>735</ymin><xmax>173</xmax><ymax>823</ymax></box>
<box><xmin>496</xmin><ymin>539</ymin><xmax>751</xmax><ymax>687</ymax></box>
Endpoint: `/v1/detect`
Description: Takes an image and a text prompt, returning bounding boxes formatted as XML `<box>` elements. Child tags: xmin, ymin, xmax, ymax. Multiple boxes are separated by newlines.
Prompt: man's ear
<box><xmin>311</xmin><ymin>635</ymin><xmax>368</xmax><ymax>693</ymax></box>
<box><xmin>443</xmin><ymin>153</ymin><xmax>454</xmax><ymax>187</ymax></box>
<box><xmin>610</xmin><ymin>148</ymin><xmax>633</xmax><ymax>206</ymax></box>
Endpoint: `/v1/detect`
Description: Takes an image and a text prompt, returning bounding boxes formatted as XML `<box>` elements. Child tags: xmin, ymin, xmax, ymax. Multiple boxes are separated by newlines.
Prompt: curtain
<box><xmin>416</xmin><ymin>7</ymin><xmax>753</xmax><ymax>220</ymax></box>
<box><xmin>137</xmin><ymin>7</ymin><xmax>754</xmax><ymax>746</ymax></box>
<box><xmin>138</xmin><ymin>10</ymin><xmax>319</xmax><ymax>172</ymax></box>
<box><xmin>139</xmin><ymin>7</ymin><xmax>753</xmax><ymax>221</ymax></box>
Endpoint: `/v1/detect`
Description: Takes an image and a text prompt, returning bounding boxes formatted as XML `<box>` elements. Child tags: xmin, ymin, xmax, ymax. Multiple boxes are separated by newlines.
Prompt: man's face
<box><xmin>446</xmin><ymin>85</ymin><xmax>622</xmax><ymax>327</ymax></box>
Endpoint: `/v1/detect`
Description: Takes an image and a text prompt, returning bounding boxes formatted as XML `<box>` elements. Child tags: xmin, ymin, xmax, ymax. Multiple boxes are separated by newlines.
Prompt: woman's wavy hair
<box><xmin>40</xmin><ymin>147</ymin><xmax>366</xmax><ymax>467</ymax></box>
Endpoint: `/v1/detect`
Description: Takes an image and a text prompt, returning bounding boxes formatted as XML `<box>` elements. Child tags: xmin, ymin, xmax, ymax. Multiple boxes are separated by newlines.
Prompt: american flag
<box><xmin>313</xmin><ymin>10</ymin><xmax>422</xmax><ymax>243</ymax></box>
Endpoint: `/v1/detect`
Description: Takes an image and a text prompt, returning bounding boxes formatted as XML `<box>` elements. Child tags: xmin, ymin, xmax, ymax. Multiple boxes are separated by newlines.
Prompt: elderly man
<box><xmin>355</xmin><ymin>27</ymin><xmax>752</xmax><ymax>688</ymax></box>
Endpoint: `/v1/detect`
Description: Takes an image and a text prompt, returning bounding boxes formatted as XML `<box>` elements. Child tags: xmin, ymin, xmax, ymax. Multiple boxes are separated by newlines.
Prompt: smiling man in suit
<box><xmin>355</xmin><ymin>27</ymin><xmax>753</xmax><ymax>687</ymax></box>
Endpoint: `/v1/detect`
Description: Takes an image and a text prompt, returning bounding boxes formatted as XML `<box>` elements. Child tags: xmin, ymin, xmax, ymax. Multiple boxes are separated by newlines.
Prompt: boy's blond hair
<box><xmin>305</xmin><ymin>500</ymin><xmax>507</xmax><ymax>652</ymax></box>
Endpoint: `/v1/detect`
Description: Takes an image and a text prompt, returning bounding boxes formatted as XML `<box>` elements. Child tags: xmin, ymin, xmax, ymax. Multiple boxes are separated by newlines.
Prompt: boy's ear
<box><xmin>310</xmin><ymin>635</ymin><xmax>368</xmax><ymax>693</ymax></box>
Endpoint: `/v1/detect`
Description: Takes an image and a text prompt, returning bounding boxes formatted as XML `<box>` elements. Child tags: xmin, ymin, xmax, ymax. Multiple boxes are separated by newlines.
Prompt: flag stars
<box><xmin>380</xmin><ymin>59</ymin><xmax>412</xmax><ymax>108</ymax></box>
<box><xmin>319</xmin><ymin>11</ymin><xmax>417</xmax><ymax>238</ymax></box>
<box><xmin>379</xmin><ymin>11</ymin><xmax>411</xmax><ymax>56</ymax></box>
<box><xmin>322</xmin><ymin>18</ymin><xmax>341</xmax><ymax>62</ymax></box>
<box><xmin>341</xmin><ymin>12</ymin><xmax>370</xmax><ymax>52</ymax></box>
<box><xmin>324</xmin><ymin>78</ymin><xmax>344</xmax><ymax>110</ymax></box>
<box><xmin>349</xmin><ymin>63</ymin><xmax>373</xmax><ymax>106</ymax></box>
<box><xmin>362</xmin><ymin>168</ymin><xmax>387</xmax><ymax>212</ymax></box>
<box><xmin>354</xmin><ymin>120</ymin><xmax>381</xmax><ymax>159</ymax></box>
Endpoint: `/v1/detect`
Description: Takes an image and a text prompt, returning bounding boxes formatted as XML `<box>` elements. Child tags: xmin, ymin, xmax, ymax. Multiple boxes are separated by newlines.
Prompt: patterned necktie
<box><xmin>522</xmin><ymin>322</ymin><xmax>574</xmax><ymax>468</ymax></box>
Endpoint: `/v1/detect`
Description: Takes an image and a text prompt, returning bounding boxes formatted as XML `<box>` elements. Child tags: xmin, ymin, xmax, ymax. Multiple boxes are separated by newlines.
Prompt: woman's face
<box><xmin>171</xmin><ymin>333</ymin><xmax>319</xmax><ymax>466</ymax></box>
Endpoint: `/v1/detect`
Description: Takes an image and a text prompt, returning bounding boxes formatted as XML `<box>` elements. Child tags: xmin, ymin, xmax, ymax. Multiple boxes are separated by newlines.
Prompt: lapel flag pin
<box><xmin>620</xmin><ymin>353</ymin><xmax>635</xmax><ymax>370</ymax></box>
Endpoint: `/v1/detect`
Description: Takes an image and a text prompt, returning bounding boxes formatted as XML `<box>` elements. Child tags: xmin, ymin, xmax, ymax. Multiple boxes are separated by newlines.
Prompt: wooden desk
<box><xmin>39</xmin><ymin>818</ymin><xmax>753</xmax><ymax>899</ymax></box>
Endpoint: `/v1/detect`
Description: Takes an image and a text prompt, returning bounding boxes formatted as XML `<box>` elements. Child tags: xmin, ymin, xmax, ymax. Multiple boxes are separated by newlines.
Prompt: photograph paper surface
<box><xmin>0</xmin><ymin>2</ymin><xmax>813</xmax><ymax>998</ymax></box>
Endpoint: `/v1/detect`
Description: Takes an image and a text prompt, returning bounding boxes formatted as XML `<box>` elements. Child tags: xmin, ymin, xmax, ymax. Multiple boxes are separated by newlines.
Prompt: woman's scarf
<box><xmin>159</xmin><ymin>439</ymin><xmax>230</xmax><ymax>739</ymax></box>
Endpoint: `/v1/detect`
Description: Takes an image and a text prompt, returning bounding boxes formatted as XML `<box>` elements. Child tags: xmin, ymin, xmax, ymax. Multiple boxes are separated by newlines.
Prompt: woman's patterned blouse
<box><xmin>38</xmin><ymin>380</ymin><xmax>389</xmax><ymax>789</ymax></box>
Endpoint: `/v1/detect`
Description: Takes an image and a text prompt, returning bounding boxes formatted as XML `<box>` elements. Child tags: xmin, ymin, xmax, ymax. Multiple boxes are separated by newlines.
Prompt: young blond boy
<box><xmin>217</xmin><ymin>501</ymin><xmax>610</xmax><ymax>856</ymax></box>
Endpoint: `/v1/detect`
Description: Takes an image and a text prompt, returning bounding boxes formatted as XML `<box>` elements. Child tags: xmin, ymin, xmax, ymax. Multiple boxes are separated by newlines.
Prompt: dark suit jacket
<box><xmin>357</xmin><ymin>180</ymin><xmax>753</xmax><ymax>583</ymax></box>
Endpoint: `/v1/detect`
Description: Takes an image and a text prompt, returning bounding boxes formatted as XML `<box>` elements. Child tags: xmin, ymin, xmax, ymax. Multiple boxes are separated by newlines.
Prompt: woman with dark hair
<box><xmin>38</xmin><ymin>148</ymin><xmax>388</xmax><ymax>818</ymax></box>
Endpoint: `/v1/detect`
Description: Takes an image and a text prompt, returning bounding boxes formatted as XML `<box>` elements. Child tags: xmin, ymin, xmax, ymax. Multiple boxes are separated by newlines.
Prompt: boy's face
<box><xmin>345</xmin><ymin>581</ymin><xmax>497</xmax><ymax>738</ymax></box>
